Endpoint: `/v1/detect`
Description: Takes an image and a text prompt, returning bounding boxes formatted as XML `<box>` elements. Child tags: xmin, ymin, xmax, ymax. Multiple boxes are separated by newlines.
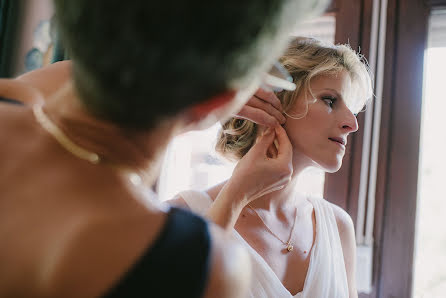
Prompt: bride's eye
<box><xmin>321</xmin><ymin>96</ymin><xmax>336</xmax><ymax>108</ymax></box>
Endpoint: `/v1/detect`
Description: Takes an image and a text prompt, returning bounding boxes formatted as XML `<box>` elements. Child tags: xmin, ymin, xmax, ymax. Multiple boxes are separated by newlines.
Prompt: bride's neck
<box><xmin>248</xmin><ymin>167</ymin><xmax>309</xmax><ymax>212</ymax></box>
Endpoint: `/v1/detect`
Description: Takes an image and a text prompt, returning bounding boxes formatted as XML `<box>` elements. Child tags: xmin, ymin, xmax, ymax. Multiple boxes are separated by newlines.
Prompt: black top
<box><xmin>103</xmin><ymin>207</ymin><xmax>211</xmax><ymax>298</ymax></box>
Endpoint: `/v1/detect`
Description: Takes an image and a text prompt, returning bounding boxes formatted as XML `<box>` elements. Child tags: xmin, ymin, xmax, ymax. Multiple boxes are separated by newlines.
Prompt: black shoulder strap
<box><xmin>103</xmin><ymin>207</ymin><xmax>211</xmax><ymax>298</ymax></box>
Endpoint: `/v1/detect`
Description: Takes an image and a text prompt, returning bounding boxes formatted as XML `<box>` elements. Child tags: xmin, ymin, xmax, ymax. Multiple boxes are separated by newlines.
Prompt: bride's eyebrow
<box><xmin>316</xmin><ymin>88</ymin><xmax>344</xmax><ymax>101</ymax></box>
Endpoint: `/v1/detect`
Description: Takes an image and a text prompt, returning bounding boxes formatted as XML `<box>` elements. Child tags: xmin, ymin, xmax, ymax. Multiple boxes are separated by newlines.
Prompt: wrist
<box><xmin>207</xmin><ymin>180</ymin><xmax>248</xmax><ymax>230</ymax></box>
<box><xmin>220</xmin><ymin>179</ymin><xmax>250</xmax><ymax>209</ymax></box>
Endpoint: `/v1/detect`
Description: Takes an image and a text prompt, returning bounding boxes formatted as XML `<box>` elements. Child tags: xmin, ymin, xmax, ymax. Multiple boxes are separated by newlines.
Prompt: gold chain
<box><xmin>33</xmin><ymin>105</ymin><xmax>100</xmax><ymax>164</ymax></box>
<box><xmin>247</xmin><ymin>203</ymin><xmax>298</xmax><ymax>252</ymax></box>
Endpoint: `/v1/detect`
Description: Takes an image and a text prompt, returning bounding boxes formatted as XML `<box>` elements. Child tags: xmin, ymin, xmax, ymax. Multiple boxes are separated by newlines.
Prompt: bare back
<box><xmin>0</xmin><ymin>104</ymin><xmax>169</xmax><ymax>297</ymax></box>
<box><xmin>0</xmin><ymin>103</ymin><xmax>250</xmax><ymax>298</ymax></box>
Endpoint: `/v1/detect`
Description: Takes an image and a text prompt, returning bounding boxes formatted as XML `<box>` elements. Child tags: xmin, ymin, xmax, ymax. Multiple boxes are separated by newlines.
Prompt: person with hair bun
<box><xmin>171</xmin><ymin>37</ymin><xmax>373</xmax><ymax>298</ymax></box>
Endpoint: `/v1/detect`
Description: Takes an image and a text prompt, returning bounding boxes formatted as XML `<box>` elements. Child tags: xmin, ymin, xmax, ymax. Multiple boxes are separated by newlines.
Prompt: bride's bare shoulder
<box><xmin>205</xmin><ymin>180</ymin><xmax>228</xmax><ymax>201</ymax></box>
<box><xmin>169</xmin><ymin>180</ymin><xmax>228</xmax><ymax>207</ymax></box>
<box><xmin>326</xmin><ymin>201</ymin><xmax>355</xmax><ymax>236</ymax></box>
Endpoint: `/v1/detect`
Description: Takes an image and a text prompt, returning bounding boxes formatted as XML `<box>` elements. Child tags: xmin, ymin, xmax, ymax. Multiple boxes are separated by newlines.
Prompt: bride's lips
<box><xmin>329</xmin><ymin>137</ymin><xmax>346</xmax><ymax>148</ymax></box>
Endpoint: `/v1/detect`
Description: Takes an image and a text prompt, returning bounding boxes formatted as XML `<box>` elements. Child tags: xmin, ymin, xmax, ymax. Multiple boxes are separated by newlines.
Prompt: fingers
<box><xmin>274</xmin><ymin>125</ymin><xmax>292</xmax><ymax>159</ymax></box>
<box><xmin>235</xmin><ymin>105</ymin><xmax>279</xmax><ymax>127</ymax></box>
<box><xmin>233</xmin><ymin>88</ymin><xmax>285</xmax><ymax>127</ymax></box>
<box><xmin>254</xmin><ymin>88</ymin><xmax>283</xmax><ymax>113</ymax></box>
<box><xmin>249</xmin><ymin>96</ymin><xmax>286</xmax><ymax>125</ymax></box>
<box><xmin>267</xmin><ymin>141</ymin><xmax>278</xmax><ymax>159</ymax></box>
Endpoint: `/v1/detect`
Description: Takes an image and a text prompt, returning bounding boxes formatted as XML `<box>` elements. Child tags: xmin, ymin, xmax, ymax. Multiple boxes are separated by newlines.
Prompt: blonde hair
<box><xmin>216</xmin><ymin>37</ymin><xmax>373</xmax><ymax>161</ymax></box>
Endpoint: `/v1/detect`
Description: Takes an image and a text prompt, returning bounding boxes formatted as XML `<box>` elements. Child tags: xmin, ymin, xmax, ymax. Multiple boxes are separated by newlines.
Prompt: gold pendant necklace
<box><xmin>247</xmin><ymin>204</ymin><xmax>298</xmax><ymax>252</ymax></box>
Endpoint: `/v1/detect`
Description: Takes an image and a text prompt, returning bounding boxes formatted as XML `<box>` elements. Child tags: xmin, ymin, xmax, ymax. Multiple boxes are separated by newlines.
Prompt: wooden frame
<box><xmin>376</xmin><ymin>0</ymin><xmax>429</xmax><ymax>296</ymax></box>
<box><xmin>325</xmin><ymin>0</ymin><xmax>442</xmax><ymax>297</ymax></box>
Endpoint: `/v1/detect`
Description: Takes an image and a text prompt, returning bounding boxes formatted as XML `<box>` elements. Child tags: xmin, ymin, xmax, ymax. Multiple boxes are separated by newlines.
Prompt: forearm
<box><xmin>207</xmin><ymin>180</ymin><xmax>248</xmax><ymax>231</ymax></box>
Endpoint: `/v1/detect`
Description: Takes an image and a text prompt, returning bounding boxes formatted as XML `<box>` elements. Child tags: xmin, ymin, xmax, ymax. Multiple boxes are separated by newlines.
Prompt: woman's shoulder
<box><xmin>170</xmin><ymin>189</ymin><xmax>214</xmax><ymax>215</ymax></box>
<box><xmin>0</xmin><ymin>78</ymin><xmax>43</xmax><ymax>105</ymax></box>
<box><xmin>169</xmin><ymin>180</ymin><xmax>227</xmax><ymax>211</ymax></box>
<box><xmin>106</xmin><ymin>198</ymin><xmax>250</xmax><ymax>298</ymax></box>
<box><xmin>103</xmin><ymin>207</ymin><xmax>213</xmax><ymax>297</ymax></box>
<box><xmin>326</xmin><ymin>200</ymin><xmax>355</xmax><ymax>235</ymax></box>
<box><xmin>308</xmin><ymin>196</ymin><xmax>353</xmax><ymax>226</ymax></box>
<box><xmin>16</xmin><ymin>61</ymin><xmax>72</xmax><ymax>100</ymax></box>
<box><xmin>205</xmin><ymin>180</ymin><xmax>227</xmax><ymax>201</ymax></box>
<box><xmin>316</xmin><ymin>198</ymin><xmax>356</xmax><ymax>262</ymax></box>
<box><xmin>166</xmin><ymin>195</ymin><xmax>251</xmax><ymax>298</ymax></box>
<box><xmin>308</xmin><ymin>196</ymin><xmax>355</xmax><ymax>240</ymax></box>
<box><xmin>0</xmin><ymin>61</ymin><xmax>72</xmax><ymax>107</ymax></box>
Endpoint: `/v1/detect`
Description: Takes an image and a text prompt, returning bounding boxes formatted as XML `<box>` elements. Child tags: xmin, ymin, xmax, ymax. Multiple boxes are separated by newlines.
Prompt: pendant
<box><xmin>286</xmin><ymin>243</ymin><xmax>294</xmax><ymax>252</ymax></box>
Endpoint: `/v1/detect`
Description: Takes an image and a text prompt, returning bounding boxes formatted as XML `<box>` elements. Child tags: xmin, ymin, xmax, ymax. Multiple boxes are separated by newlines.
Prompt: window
<box><xmin>413</xmin><ymin>10</ymin><xmax>446</xmax><ymax>298</ymax></box>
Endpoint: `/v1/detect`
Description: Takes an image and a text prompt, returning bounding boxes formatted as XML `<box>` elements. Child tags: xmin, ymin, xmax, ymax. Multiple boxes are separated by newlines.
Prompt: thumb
<box><xmin>274</xmin><ymin>125</ymin><xmax>292</xmax><ymax>159</ymax></box>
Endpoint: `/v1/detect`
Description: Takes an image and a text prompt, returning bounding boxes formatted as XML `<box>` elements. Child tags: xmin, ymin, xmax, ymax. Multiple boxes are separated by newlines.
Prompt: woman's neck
<box><xmin>248</xmin><ymin>163</ymin><xmax>312</xmax><ymax>212</ymax></box>
<box><xmin>43</xmin><ymin>82</ymin><xmax>179</xmax><ymax>187</ymax></box>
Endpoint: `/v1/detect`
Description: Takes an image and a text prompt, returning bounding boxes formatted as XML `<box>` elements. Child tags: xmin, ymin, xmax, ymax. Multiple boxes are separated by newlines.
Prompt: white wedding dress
<box><xmin>179</xmin><ymin>190</ymin><xmax>349</xmax><ymax>298</ymax></box>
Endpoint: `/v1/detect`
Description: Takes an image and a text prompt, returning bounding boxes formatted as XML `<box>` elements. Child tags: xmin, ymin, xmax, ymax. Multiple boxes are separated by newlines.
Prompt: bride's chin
<box><xmin>315</xmin><ymin>160</ymin><xmax>342</xmax><ymax>173</ymax></box>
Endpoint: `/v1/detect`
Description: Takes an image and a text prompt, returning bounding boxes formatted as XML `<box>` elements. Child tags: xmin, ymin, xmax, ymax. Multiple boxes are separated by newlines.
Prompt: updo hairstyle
<box><xmin>216</xmin><ymin>37</ymin><xmax>373</xmax><ymax>161</ymax></box>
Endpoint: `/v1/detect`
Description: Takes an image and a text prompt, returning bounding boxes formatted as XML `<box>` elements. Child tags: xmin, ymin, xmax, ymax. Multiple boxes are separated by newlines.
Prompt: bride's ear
<box><xmin>184</xmin><ymin>90</ymin><xmax>237</xmax><ymax>126</ymax></box>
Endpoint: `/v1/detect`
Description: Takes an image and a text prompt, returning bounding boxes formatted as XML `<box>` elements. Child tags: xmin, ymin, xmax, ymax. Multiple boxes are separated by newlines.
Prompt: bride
<box><xmin>171</xmin><ymin>37</ymin><xmax>373</xmax><ymax>298</ymax></box>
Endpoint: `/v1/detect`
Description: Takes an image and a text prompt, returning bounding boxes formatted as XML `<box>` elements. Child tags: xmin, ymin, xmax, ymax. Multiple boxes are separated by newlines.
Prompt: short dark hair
<box><xmin>54</xmin><ymin>0</ymin><xmax>324</xmax><ymax>129</ymax></box>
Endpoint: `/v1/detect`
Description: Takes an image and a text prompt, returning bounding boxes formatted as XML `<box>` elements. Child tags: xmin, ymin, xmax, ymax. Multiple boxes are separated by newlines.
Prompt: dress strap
<box><xmin>303</xmin><ymin>197</ymin><xmax>349</xmax><ymax>298</ymax></box>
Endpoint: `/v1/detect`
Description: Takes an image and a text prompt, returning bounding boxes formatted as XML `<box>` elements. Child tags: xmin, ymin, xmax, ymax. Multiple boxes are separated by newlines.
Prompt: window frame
<box><xmin>326</xmin><ymin>0</ymin><xmax>442</xmax><ymax>297</ymax></box>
